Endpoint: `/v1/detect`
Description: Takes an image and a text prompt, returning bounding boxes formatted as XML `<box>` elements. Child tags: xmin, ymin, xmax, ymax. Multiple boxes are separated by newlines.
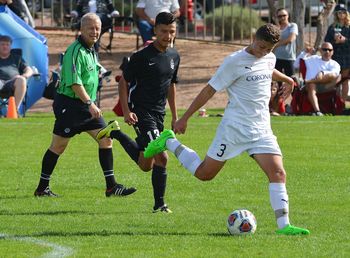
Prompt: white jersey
<box><xmin>136</xmin><ymin>0</ymin><xmax>180</xmax><ymax>19</ymax></box>
<box><xmin>304</xmin><ymin>55</ymin><xmax>340</xmax><ymax>81</ymax></box>
<box><xmin>208</xmin><ymin>48</ymin><xmax>276</xmax><ymax>130</ymax></box>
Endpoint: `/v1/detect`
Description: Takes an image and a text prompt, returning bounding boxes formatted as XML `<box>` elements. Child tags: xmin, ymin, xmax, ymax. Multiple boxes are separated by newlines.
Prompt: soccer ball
<box><xmin>227</xmin><ymin>209</ymin><xmax>257</xmax><ymax>235</ymax></box>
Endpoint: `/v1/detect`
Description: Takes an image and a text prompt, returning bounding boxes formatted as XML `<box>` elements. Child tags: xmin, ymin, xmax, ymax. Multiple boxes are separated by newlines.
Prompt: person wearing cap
<box><xmin>325</xmin><ymin>3</ymin><xmax>350</xmax><ymax>101</ymax></box>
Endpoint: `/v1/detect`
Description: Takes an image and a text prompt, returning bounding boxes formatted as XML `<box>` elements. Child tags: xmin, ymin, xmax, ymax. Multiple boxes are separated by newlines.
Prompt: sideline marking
<box><xmin>0</xmin><ymin>233</ymin><xmax>74</xmax><ymax>258</ymax></box>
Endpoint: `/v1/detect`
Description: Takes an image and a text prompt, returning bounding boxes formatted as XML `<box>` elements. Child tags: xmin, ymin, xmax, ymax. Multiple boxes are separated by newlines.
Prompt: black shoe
<box><xmin>153</xmin><ymin>204</ymin><xmax>172</xmax><ymax>213</ymax></box>
<box><xmin>34</xmin><ymin>186</ymin><xmax>58</xmax><ymax>197</ymax></box>
<box><xmin>105</xmin><ymin>184</ymin><xmax>137</xmax><ymax>197</ymax></box>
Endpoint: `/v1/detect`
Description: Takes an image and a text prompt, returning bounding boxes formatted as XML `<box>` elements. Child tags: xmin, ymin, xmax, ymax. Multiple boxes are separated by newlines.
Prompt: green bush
<box><xmin>206</xmin><ymin>5</ymin><xmax>263</xmax><ymax>41</ymax></box>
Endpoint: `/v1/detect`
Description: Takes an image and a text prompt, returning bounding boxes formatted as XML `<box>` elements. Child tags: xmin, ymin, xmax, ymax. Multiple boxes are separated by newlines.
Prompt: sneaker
<box><xmin>34</xmin><ymin>186</ymin><xmax>58</xmax><ymax>197</ymax></box>
<box><xmin>96</xmin><ymin>120</ymin><xmax>120</xmax><ymax>140</ymax></box>
<box><xmin>143</xmin><ymin>129</ymin><xmax>175</xmax><ymax>158</ymax></box>
<box><xmin>105</xmin><ymin>184</ymin><xmax>137</xmax><ymax>197</ymax></box>
<box><xmin>153</xmin><ymin>204</ymin><xmax>172</xmax><ymax>213</ymax></box>
<box><xmin>312</xmin><ymin>111</ymin><xmax>324</xmax><ymax>116</ymax></box>
<box><xmin>276</xmin><ymin>224</ymin><xmax>310</xmax><ymax>235</ymax></box>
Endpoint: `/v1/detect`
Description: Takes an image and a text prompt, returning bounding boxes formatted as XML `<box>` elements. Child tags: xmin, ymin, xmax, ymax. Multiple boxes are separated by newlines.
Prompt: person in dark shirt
<box><xmin>0</xmin><ymin>35</ymin><xmax>33</xmax><ymax>111</ymax></box>
<box><xmin>97</xmin><ymin>12</ymin><xmax>180</xmax><ymax>213</ymax></box>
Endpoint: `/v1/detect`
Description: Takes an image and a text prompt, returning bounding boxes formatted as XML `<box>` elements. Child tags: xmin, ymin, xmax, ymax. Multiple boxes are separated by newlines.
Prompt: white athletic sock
<box><xmin>269</xmin><ymin>183</ymin><xmax>290</xmax><ymax>229</ymax></box>
<box><xmin>166</xmin><ymin>138</ymin><xmax>201</xmax><ymax>175</ymax></box>
<box><xmin>166</xmin><ymin>138</ymin><xmax>181</xmax><ymax>153</ymax></box>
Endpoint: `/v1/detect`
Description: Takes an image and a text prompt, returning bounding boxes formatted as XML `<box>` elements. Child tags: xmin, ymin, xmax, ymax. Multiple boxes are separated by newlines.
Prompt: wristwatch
<box><xmin>85</xmin><ymin>100</ymin><xmax>92</xmax><ymax>106</ymax></box>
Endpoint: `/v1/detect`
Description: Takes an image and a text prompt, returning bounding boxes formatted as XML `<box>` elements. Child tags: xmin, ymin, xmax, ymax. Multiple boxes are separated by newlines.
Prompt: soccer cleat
<box><xmin>276</xmin><ymin>224</ymin><xmax>310</xmax><ymax>235</ymax></box>
<box><xmin>105</xmin><ymin>184</ymin><xmax>137</xmax><ymax>197</ymax></box>
<box><xmin>153</xmin><ymin>204</ymin><xmax>172</xmax><ymax>213</ymax></box>
<box><xmin>96</xmin><ymin>120</ymin><xmax>120</xmax><ymax>140</ymax></box>
<box><xmin>34</xmin><ymin>186</ymin><xmax>58</xmax><ymax>197</ymax></box>
<box><xmin>143</xmin><ymin>129</ymin><xmax>175</xmax><ymax>158</ymax></box>
<box><xmin>312</xmin><ymin>111</ymin><xmax>324</xmax><ymax>116</ymax></box>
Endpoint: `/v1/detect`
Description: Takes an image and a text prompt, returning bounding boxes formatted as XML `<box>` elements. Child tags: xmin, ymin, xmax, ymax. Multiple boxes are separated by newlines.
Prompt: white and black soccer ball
<box><xmin>227</xmin><ymin>209</ymin><xmax>257</xmax><ymax>235</ymax></box>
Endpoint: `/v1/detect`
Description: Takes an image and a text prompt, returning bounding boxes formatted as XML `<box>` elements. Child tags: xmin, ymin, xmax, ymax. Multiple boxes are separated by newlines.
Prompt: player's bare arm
<box><xmin>167</xmin><ymin>83</ymin><xmax>178</xmax><ymax>129</ymax></box>
<box><xmin>72</xmin><ymin>84</ymin><xmax>101</xmax><ymax>118</ymax></box>
<box><xmin>174</xmin><ymin>84</ymin><xmax>216</xmax><ymax>134</ymax></box>
<box><xmin>272</xmin><ymin>69</ymin><xmax>294</xmax><ymax>99</ymax></box>
<box><xmin>118</xmin><ymin>75</ymin><xmax>138</xmax><ymax>125</ymax></box>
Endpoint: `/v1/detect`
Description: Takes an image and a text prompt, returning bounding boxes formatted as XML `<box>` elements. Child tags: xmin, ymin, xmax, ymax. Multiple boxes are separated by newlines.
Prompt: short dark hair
<box><xmin>255</xmin><ymin>24</ymin><xmax>280</xmax><ymax>44</ymax></box>
<box><xmin>276</xmin><ymin>8</ymin><xmax>288</xmax><ymax>14</ymax></box>
<box><xmin>155</xmin><ymin>12</ymin><xmax>176</xmax><ymax>26</ymax></box>
<box><xmin>0</xmin><ymin>35</ymin><xmax>12</xmax><ymax>44</ymax></box>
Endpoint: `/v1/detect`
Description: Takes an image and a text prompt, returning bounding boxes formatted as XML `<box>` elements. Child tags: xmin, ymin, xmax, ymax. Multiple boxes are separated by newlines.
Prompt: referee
<box><xmin>34</xmin><ymin>13</ymin><xmax>136</xmax><ymax>197</ymax></box>
<box><xmin>97</xmin><ymin>12</ymin><xmax>180</xmax><ymax>213</ymax></box>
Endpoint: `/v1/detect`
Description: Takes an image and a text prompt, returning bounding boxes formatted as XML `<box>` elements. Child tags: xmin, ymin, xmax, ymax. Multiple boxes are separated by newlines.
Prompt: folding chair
<box><xmin>291</xmin><ymin>59</ymin><xmax>345</xmax><ymax>115</ymax></box>
<box><xmin>0</xmin><ymin>48</ymin><xmax>29</xmax><ymax>117</ymax></box>
<box><xmin>0</xmin><ymin>97</ymin><xmax>8</xmax><ymax>117</ymax></box>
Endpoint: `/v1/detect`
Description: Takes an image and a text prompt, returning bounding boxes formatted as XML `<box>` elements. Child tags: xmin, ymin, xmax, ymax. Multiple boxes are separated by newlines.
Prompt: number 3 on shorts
<box><xmin>217</xmin><ymin>143</ymin><xmax>226</xmax><ymax>157</ymax></box>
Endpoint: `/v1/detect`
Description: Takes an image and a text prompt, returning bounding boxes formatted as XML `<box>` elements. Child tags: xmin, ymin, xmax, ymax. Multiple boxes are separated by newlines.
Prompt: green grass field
<box><xmin>0</xmin><ymin>111</ymin><xmax>349</xmax><ymax>257</ymax></box>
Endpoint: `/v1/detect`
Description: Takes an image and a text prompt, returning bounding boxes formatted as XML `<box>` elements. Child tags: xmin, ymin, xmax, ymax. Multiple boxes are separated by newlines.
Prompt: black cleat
<box><xmin>105</xmin><ymin>184</ymin><xmax>137</xmax><ymax>197</ymax></box>
<box><xmin>153</xmin><ymin>204</ymin><xmax>172</xmax><ymax>213</ymax></box>
<box><xmin>34</xmin><ymin>186</ymin><xmax>58</xmax><ymax>197</ymax></box>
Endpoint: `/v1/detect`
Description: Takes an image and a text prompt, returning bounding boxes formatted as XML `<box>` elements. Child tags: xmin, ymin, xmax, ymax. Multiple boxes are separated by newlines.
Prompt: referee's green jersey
<box><xmin>57</xmin><ymin>37</ymin><xmax>100</xmax><ymax>101</ymax></box>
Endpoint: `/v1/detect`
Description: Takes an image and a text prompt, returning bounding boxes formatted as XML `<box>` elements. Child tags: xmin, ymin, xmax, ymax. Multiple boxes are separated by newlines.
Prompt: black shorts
<box><xmin>0</xmin><ymin>78</ymin><xmax>16</xmax><ymax>98</ymax></box>
<box><xmin>275</xmin><ymin>59</ymin><xmax>294</xmax><ymax>77</ymax></box>
<box><xmin>53</xmin><ymin>94</ymin><xmax>106</xmax><ymax>138</ymax></box>
<box><xmin>131</xmin><ymin>106</ymin><xmax>165</xmax><ymax>150</ymax></box>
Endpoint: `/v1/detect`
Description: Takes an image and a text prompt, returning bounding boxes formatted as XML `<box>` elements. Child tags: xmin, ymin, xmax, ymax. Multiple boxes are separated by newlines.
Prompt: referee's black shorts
<box><xmin>53</xmin><ymin>94</ymin><xmax>106</xmax><ymax>138</ymax></box>
<box><xmin>131</xmin><ymin>106</ymin><xmax>165</xmax><ymax>150</ymax></box>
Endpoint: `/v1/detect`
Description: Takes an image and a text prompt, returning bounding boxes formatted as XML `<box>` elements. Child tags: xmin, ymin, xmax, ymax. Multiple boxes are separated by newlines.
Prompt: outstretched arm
<box><xmin>174</xmin><ymin>84</ymin><xmax>216</xmax><ymax>134</ymax></box>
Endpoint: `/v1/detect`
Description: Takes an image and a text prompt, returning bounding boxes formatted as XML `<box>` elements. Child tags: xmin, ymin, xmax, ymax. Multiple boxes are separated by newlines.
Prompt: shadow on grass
<box><xmin>0</xmin><ymin>210</ymin><xmax>130</xmax><ymax>216</ymax></box>
<box><xmin>12</xmin><ymin>230</ymin><xmax>233</xmax><ymax>238</ymax></box>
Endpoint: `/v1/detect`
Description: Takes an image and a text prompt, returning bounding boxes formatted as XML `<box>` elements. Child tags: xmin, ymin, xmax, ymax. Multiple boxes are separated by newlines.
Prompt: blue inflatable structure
<box><xmin>0</xmin><ymin>5</ymin><xmax>48</xmax><ymax>114</ymax></box>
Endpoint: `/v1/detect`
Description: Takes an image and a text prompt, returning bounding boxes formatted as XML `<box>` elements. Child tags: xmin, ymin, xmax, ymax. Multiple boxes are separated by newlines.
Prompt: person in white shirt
<box><xmin>294</xmin><ymin>42</ymin><xmax>341</xmax><ymax>116</ymax></box>
<box><xmin>136</xmin><ymin>0</ymin><xmax>180</xmax><ymax>44</ymax></box>
<box><xmin>144</xmin><ymin>24</ymin><xmax>310</xmax><ymax>236</ymax></box>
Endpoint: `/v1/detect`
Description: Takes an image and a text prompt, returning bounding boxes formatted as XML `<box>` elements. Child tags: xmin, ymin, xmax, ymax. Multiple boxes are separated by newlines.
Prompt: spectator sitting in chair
<box><xmin>0</xmin><ymin>35</ymin><xmax>33</xmax><ymax>111</ymax></box>
<box><xmin>135</xmin><ymin>0</ymin><xmax>180</xmax><ymax>44</ymax></box>
<box><xmin>294</xmin><ymin>42</ymin><xmax>341</xmax><ymax>116</ymax></box>
<box><xmin>71</xmin><ymin>0</ymin><xmax>119</xmax><ymax>32</ymax></box>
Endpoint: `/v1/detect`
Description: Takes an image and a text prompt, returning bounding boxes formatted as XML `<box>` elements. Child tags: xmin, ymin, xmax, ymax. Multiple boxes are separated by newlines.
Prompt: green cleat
<box><xmin>143</xmin><ymin>129</ymin><xmax>175</xmax><ymax>158</ymax></box>
<box><xmin>96</xmin><ymin>121</ymin><xmax>120</xmax><ymax>140</ymax></box>
<box><xmin>276</xmin><ymin>224</ymin><xmax>310</xmax><ymax>235</ymax></box>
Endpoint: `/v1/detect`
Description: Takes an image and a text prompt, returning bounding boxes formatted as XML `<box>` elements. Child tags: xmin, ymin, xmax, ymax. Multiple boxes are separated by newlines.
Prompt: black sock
<box><xmin>99</xmin><ymin>148</ymin><xmax>117</xmax><ymax>189</ymax></box>
<box><xmin>152</xmin><ymin>165</ymin><xmax>167</xmax><ymax>209</ymax></box>
<box><xmin>37</xmin><ymin>149</ymin><xmax>59</xmax><ymax>191</ymax></box>
<box><xmin>110</xmin><ymin>130</ymin><xmax>140</xmax><ymax>164</ymax></box>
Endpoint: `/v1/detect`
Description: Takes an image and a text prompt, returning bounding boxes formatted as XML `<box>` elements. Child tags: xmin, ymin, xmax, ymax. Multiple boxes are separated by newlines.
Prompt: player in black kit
<box><xmin>97</xmin><ymin>12</ymin><xmax>180</xmax><ymax>213</ymax></box>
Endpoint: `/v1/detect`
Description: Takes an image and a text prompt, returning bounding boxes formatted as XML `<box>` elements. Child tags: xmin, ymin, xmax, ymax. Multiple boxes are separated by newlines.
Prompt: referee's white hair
<box><xmin>81</xmin><ymin>13</ymin><xmax>102</xmax><ymax>27</ymax></box>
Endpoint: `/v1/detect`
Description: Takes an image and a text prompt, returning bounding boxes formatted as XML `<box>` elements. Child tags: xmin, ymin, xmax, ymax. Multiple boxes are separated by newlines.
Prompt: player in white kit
<box><xmin>144</xmin><ymin>24</ymin><xmax>310</xmax><ymax>235</ymax></box>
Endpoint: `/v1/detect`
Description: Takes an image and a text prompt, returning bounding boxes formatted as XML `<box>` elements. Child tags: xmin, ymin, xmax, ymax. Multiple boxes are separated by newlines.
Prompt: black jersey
<box><xmin>123</xmin><ymin>43</ymin><xmax>180</xmax><ymax>114</ymax></box>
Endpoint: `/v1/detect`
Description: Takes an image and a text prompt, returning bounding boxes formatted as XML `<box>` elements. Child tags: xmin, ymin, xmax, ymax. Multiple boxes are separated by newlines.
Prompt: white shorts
<box><xmin>207</xmin><ymin>119</ymin><xmax>282</xmax><ymax>161</ymax></box>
